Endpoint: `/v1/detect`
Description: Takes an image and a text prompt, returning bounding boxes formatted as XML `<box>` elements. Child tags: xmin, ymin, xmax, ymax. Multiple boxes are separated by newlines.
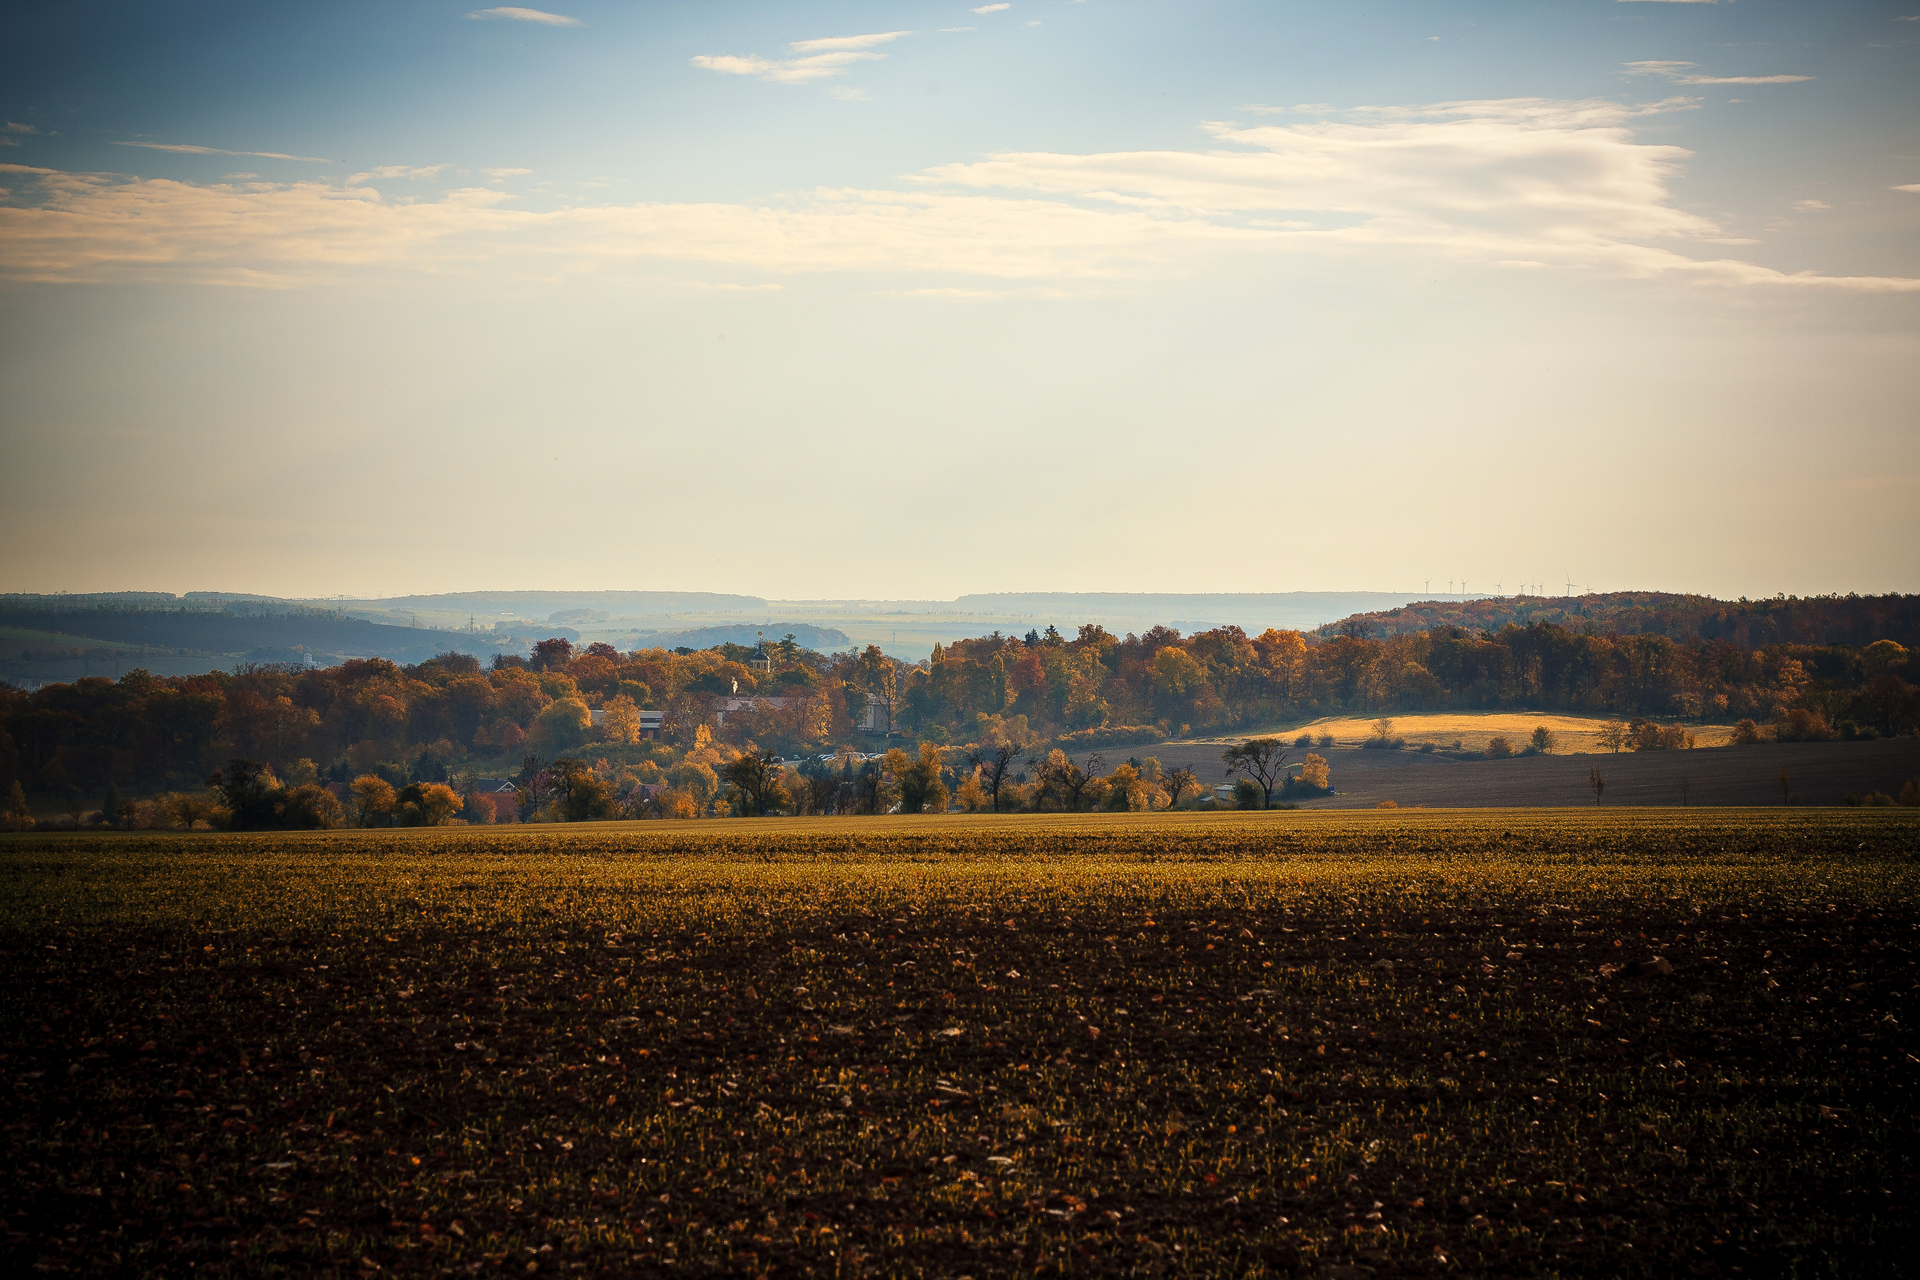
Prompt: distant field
<box><xmin>0</xmin><ymin>624</ymin><xmax>150</xmax><ymax>653</ymax></box>
<box><xmin>3</xmin><ymin>812</ymin><xmax>1915</xmax><ymax>1277</ymax></box>
<box><xmin>1189</xmin><ymin>712</ymin><xmax>1722</xmax><ymax>754</ymax></box>
<box><xmin>1150</xmin><ymin>737</ymin><xmax>1920</xmax><ymax>809</ymax></box>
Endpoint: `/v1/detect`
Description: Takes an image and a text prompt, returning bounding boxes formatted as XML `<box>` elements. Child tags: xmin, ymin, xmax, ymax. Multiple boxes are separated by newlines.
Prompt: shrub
<box><xmin>1050</xmin><ymin>724</ymin><xmax>1167</xmax><ymax>752</ymax></box>
<box><xmin>654</xmin><ymin>787</ymin><xmax>701</xmax><ymax>819</ymax></box>
<box><xmin>1294</xmin><ymin>732</ymin><xmax>1313</xmax><ymax>749</ymax></box>
<box><xmin>1900</xmin><ymin>778</ymin><xmax>1920</xmax><ymax>808</ymax></box>
<box><xmin>1486</xmin><ymin>737</ymin><xmax>1514</xmax><ymax>760</ymax></box>
<box><xmin>1375</xmin><ymin>799</ymin><xmax>1399</xmax><ymax>809</ymax></box>
<box><xmin>397</xmin><ymin>782</ymin><xmax>462</xmax><ymax>827</ymax></box>
<box><xmin>1362</xmin><ymin>719</ymin><xmax>1405</xmax><ymax>750</ymax></box>
<box><xmin>1773</xmin><ymin>708</ymin><xmax>1835</xmax><ymax>743</ymax></box>
<box><xmin>1529</xmin><ymin>726</ymin><xmax>1556</xmax><ymax>754</ymax></box>
<box><xmin>1232</xmin><ymin>778</ymin><xmax>1264</xmax><ymax>810</ymax></box>
<box><xmin>1632</xmin><ymin>721</ymin><xmax>1696</xmax><ymax>750</ymax></box>
<box><xmin>281</xmin><ymin>783</ymin><xmax>345</xmax><ymax>830</ymax></box>
<box><xmin>1728</xmin><ymin>719</ymin><xmax>1763</xmax><ymax>745</ymax></box>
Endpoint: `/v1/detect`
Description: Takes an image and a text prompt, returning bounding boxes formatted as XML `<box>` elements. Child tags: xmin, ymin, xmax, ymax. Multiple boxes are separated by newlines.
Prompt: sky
<box><xmin>2</xmin><ymin>0</ymin><xmax>1916</xmax><ymax>603</ymax></box>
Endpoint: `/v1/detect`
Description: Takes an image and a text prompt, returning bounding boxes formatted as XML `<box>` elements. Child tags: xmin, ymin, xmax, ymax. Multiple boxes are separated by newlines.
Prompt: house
<box><xmin>466</xmin><ymin>778</ymin><xmax>520</xmax><ymax>823</ymax></box>
<box><xmin>712</xmin><ymin>695</ymin><xmax>794</xmax><ymax>726</ymax></box>
<box><xmin>857</xmin><ymin>701</ymin><xmax>891</xmax><ymax>734</ymax></box>
<box><xmin>588</xmin><ymin>707</ymin><xmax>665</xmax><ymax>736</ymax></box>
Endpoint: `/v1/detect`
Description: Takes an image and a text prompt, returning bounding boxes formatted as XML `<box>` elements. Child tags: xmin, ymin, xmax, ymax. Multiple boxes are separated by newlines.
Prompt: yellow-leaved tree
<box><xmin>350</xmin><ymin>775</ymin><xmax>397</xmax><ymax>827</ymax></box>
<box><xmin>956</xmin><ymin>767</ymin><xmax>989</xmax><ymax>813</ymax></box>
<box><xmin>599</xmin><ymin>694</ymin><xmax>643</xmax><ymax>745</ymax></box>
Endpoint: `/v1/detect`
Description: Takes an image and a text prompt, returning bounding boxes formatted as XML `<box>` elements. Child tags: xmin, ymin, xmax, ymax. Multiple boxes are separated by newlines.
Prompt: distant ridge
<box><xmin>329</xmin><ymin>590</ymin><xmax>767</xmax><ymax>614</ymax></box>
<box><xmin>952</xmin><ymin>591</ymin><xmax>1428</xmax><ymax>634</ymax></box>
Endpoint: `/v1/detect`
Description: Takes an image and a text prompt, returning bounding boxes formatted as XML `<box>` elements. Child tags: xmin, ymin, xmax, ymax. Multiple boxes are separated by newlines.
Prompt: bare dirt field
<box><xmin>4</xmin><ymin>812</ymin><xmax>1916</xmax><ymax>1277</ymax></box>
<box><xmin>1144</xmin><ymin>738</ymin><xmax>1920</xmax><ymax>809</ymax></box>
<box><xmin>1184</xmin><ymin>712</ymin><xmax>1722</xmax><ymax>755</ymax></box>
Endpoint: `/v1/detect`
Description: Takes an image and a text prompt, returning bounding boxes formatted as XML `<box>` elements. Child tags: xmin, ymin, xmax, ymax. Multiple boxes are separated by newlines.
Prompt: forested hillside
<box><xmin>4</xmin><ymin>610</ymin><xmax>1914</xmax><ymax>815</ymax></box>
<box><xmin>1316</xmin><ymin>592</ymin><xmax>1920</xmax><ymax>649</ymax></box>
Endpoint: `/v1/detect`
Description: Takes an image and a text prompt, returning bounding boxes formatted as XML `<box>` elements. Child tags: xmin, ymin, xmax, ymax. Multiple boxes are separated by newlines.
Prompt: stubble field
<box><xmin>2</xmin><ymin>810</ymin><xmax>1916</xmax><ymax>1278</ymax></box>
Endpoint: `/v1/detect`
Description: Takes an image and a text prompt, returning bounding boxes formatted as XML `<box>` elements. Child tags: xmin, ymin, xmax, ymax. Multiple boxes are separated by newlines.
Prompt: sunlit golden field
<box><xmin>1185</xmin><ymin>712</ymin><xmax>1710</xmax><ymax>754</ymax></box>
<box><xmin>3</xmin><ymin>810</ymin><xmax>1915</xmax><ymax>1277</ymax></box>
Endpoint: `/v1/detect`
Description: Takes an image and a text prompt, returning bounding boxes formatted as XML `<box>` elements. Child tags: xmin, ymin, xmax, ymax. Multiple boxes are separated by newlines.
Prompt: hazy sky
<box><xmin>3</xmin><ymin>1</ymin><xmax>1916</xmax><ymax>602</ymax></box>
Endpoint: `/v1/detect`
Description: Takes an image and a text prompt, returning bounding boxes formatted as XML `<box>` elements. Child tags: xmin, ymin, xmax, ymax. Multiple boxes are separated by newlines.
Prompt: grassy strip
<box><xmin>2</xmin><ymin>810</ymin><xmax>1916</xmax><ymax>1277</ymax></box>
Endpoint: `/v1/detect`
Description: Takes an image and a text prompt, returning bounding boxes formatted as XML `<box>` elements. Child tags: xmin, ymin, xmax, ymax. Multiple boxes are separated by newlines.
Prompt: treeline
<box><xmin>2</xmin><ymin>619</ymin><xmax>1916</xmax><ymax>814</ymax></box>
<box><xmin>1317</xmin><ymin>591</ymin><xmax>1920</xmax><ymax>650</ymax></box>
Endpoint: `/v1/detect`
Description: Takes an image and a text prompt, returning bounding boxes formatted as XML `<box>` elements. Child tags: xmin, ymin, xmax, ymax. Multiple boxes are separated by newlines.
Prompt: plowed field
<box><xmin>3</xmin><ymin>811</ymin><xmax>1915</xmax><ymax>1277</ymax></box>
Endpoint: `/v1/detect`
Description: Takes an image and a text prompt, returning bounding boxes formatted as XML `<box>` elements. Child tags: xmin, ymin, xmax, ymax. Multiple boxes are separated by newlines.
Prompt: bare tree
<box><xmin>1033</xmin><ymin>752</ymin><xmax>1102</xmax><ymax>811</ymax></box>
<box><xmin>1588</xmin><ymin>766</ymin><xmax>1605</xmax><ymax>805</ymax></box>
<box><xmin>1162</xmin><ymin>766</ymin><xmax>1198</xmax><ymax>809</ymax></box>
<box><xmin>1222</xmin><ymin>737</ymin><xmax>1291</xmax><ymax>809</ymax></box>
<box><xmin>969</xmin><ymin>743</ymin><xmax>1023</xmax><ymax>813</ymax></box>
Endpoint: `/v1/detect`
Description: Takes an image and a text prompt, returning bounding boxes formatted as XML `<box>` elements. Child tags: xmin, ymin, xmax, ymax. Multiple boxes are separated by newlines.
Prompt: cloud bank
<box><xmin>3</xmin><ymin>99</ymin><xmax>1913</xmax><ymax>294</ymax></box>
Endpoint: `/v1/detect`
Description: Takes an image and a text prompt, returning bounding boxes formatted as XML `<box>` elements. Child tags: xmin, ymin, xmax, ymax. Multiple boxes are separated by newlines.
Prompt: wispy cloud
<box><xmin>111</xmin><ymin>140</ymin><xmax>333</xmax><ymax>162</ymax></box>
<box><xmin>6</xmin><ymin>100</ymin><xmax>1913</xmax><ymax>295</ymax></box>
<box><xmin>463</xmin><ymin>7</ymin><xmax>580</xmax><ymax>26</ymax></box>
<box><xmin>1791</xmin><ymin>199</ymin><xmax>1830</xmax><ymax>211</ymax></box>
<box><xmin>1617</xmin><ymin>1</ymin><xmax>1717</xmax><ymax>5</ymax></box>
<box><xmin>693</xmin><ymin>31</ymin><xmax>908</xmax><ymax>88</ymax></box>
<box><xmin>6</xmin><ymin>122</ymin><xmax>40</xmax><ymax>134</ymax></box>
<box><xmin>1624</xmin><ymin>60</ymin><xmax>1812</xmax><ymax>85</ymax></box>
<box><xmin>348</xmin><ymin>164</ymin><xmax>450</xmax><ymax>185</ymax></box>
<box><xmin>691</xmin><ymin>51</ymin><xmax>882</xmax><ymax>84</ymax></box>
<box><xmin>972</xmin><ymin>4</ymin><xmax>1011</xmax><ymax>13</ymax></box>
<box><xmin>483</xmin><ymin>167</ymin><xmax>533</xmax><ymax>178</ymax></box>
<box><xmin>789</xmin><ymin>31</ymin><xmax>909</xmax><ymax>53</ymax></box>
<box><xmin>1894</xmin><ymin>183</ymin><xmax>1920</xmax><ymax>193</ymax></box>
